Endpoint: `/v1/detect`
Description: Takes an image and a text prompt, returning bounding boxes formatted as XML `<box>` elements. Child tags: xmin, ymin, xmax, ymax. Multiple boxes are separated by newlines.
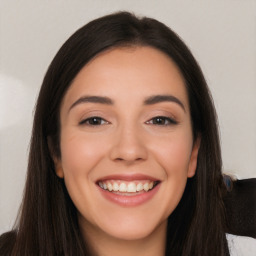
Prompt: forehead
<box><xmin>62</xmin><ymin>46</ymin><xmax>188</xmax><ymax>110</ymax></box>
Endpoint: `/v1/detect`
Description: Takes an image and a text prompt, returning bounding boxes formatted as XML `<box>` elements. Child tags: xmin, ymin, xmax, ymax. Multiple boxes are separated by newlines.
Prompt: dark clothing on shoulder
<box><xmin>0</xmin><ymin>231</ymin><xmax>16</xmax><ymax>256</ymax></box>
<box><xmin>223</xmin><ymin>178</ymin><xmax>256</xmax><ymax>238</ymax></box>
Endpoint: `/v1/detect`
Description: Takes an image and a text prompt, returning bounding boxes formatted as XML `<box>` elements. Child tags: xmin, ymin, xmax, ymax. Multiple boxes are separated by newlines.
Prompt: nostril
<box><xmin>113</xmin><ymin>157</ymin><xmax>145</xmax><ymax>165</ymax></box>
<box><xmin>115</xmin><ymin>157</ymin><xmax>143</xmax><ymax>161</ymax></box>
<box><xmin>109</xmin><ymin>135</ymin><xmax>148</xmax><ymax>162</ymax></box>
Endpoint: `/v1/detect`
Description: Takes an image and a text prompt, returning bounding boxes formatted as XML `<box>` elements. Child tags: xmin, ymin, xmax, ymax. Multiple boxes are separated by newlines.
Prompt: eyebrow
<box><xmin>69</xmin><ymin>96</ymin><xmax>114</xmax><ymax>111</ymax></box>
<box><xmin>69</xmin><ymin>94</ymin><xmax>185</xmax><ymax>112</ymax></box>
<box><xmin>144</xmin><ymin>95</ymin><xmax>185</xmax><ymax>112</ymax></box>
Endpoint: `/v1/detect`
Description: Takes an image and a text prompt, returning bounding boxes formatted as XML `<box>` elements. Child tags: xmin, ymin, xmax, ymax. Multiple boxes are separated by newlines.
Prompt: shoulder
<box><xmin>0</xmin><ymin>230</ymin><xmax>16</xmax><ymax>256</ymax></box>
<box><xmin>224</xmin><ymin>178</ymin><xmax>256</xmax><ymax>238</ymax></box>
<box><xmin>226</xmin><ymin>234</ymin><xmax>256</xmax><ymax>256</ymax></box>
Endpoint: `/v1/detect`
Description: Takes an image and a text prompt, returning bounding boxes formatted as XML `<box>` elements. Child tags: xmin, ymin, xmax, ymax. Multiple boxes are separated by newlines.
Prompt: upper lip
<box><xmin>96</xmin><ymin>174</ymin><xmax>159</xmax><ymax>183</ymax></box>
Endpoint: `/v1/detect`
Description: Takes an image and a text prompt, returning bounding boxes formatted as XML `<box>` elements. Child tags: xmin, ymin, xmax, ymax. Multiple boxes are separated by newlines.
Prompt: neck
<box><xmin>80</xmin><ymin>220</ymin><xmax>167</xmax><ymax>256</ymax></box>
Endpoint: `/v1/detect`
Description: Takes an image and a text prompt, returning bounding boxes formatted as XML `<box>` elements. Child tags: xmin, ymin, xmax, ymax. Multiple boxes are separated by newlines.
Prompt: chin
<box><xmin>103</xmin><ymin>219</ymin><xmax>166</xmax><ymax>241</ymax></box>
<box><xmin>87</xmin><ymin>207</ymin><xmax>168</xmax><ymax>242</ymax></box>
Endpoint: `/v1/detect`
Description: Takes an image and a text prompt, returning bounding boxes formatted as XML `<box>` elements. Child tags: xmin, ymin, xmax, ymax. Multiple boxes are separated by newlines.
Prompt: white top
<box><xmin>226</xmin><ymin>234</ymin><xmax>256</xmax><ymax>256</ymax></box>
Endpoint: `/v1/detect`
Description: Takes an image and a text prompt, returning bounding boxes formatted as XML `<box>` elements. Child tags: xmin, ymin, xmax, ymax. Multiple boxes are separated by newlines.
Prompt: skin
<box><xmin>54</xmin><ymin>46</ymin><xmax>200</xmax><ymax>256</ymax></box>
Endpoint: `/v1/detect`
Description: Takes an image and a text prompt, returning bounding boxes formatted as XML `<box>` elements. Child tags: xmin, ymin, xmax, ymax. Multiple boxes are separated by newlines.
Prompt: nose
<box><xmin>109</xmin><ymin>124</ymin><xmax>148</xmax><ymax>164</ymax></box>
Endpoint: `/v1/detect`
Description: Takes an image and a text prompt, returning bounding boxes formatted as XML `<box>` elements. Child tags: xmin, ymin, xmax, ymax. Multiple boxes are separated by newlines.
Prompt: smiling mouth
<box><xmin>97</xmin><ymin>180</ymin><xmax>160</xmax><ymax>194</ymax></box>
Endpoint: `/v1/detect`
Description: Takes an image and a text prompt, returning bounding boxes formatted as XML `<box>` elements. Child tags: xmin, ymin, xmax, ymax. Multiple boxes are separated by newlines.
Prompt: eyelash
<box><xmin>79</xmin><ymin>116</ymin><xmax>109</xmax><ymax>126</ymax></box>
<box><xmin>145</xmin><ymin>116</ymin><xmax>177</xmax><ymax>126</ymax></box>
<box><xmin>79</xmin><ymin>116</ymin><xmax>177</xmax><ymax>126</ymax></box>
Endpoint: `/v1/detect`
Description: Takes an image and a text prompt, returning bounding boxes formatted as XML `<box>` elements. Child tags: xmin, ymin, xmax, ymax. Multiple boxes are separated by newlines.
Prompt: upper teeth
<box><xmin>99</xmin><ymin>181</ymin><xmax>154</xmax><ymax>193</ymax></box>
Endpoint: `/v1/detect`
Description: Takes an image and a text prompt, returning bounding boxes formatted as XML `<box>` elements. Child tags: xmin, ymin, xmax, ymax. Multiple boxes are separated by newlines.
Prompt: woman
<box><xmin>0</xmin><ymin>11</ymin><xmax>254</xmax><ymax>256</ymax></box>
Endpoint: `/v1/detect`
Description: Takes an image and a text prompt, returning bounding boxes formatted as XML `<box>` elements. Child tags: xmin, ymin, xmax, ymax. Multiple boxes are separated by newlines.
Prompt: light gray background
<box><xmin>0</xmin><ymin>0</ymin><xmax>255</xmax><ymax>254</ymax></box>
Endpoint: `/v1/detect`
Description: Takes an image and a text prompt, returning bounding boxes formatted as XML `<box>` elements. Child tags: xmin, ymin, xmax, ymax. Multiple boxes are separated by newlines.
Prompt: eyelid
<box><xmin>79</xmin><ymin>116</ymin><xmax>110</xmax><ymax>126</ymax></box>
<box><xmin>145</xmin><ymin>116</ymin><xmax>178</xmax><ymax>125</ymax></box>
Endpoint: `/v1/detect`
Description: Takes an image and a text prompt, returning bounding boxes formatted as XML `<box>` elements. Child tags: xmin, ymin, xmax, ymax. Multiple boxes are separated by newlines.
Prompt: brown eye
<box><xmin>80</xmin><ymin>117</ymin><xmax>108</xmax><ymax>126</ymax></box>
<box><xmin>146</xmin><ymin>116</ymin><xmax>177</xmax><ymax>126</ymax></box>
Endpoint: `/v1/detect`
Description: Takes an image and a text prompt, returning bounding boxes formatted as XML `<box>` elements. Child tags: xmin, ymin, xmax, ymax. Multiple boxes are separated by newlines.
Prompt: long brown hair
<box><xmin>0</xmin><ymin>12</ymin><xmax>229</xmax><ymax>255</ymax></box>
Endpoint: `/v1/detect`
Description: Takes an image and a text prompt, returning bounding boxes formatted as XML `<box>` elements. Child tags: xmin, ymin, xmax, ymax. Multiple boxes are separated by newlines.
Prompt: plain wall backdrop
<box><xmin>0</xmin><ymin>0</ymin><xmax>256</xmax><ymax>254</ymax></box>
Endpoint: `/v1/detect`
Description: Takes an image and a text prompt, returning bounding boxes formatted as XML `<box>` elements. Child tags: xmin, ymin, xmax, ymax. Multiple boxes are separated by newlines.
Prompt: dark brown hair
<box><xmin>0</xmin><ymin>12</ymin><xmax>229</xmax><ymax>255</ymax></box>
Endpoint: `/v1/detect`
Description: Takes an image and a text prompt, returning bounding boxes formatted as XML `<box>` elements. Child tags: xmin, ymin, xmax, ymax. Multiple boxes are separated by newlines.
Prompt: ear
<box><xmin>47</xmin><ymin>137</ymin><xmax>64</xmax><ymax>178</ymax></box>
<box><xmin>53</xmin><ymin>158</ymin><xmax>64</xmax><ymax>178</ymax></box>
<box><xmin>187</xmin><ymin>136</ymin><xmax>201</xmax><ymax>178</ymax></box>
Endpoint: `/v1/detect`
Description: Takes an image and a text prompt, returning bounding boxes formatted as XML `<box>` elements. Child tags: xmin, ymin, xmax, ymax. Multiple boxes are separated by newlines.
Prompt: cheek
<box><xmin>59</xmin><ymin>129</ymin><xmax>111</xmax><ymax>217</ymax></box>
<box><xmin>60</xmin><ymin>129</ymin><xmax>108</xmax><ymax>175</ymax></box>
<box><xmin>152</xmin><ymin>131</ymin><xmax>193</xmax><ymax>175</ymax></box>
<box><xmin>59</xmin><ymin>129</ymin><xmax>111</xmax><ymax>209</ymax></box>
<box><xmin>149</xmin><ymin>131</ymin><xmax>193</xmax><ymax>215</ymax></box>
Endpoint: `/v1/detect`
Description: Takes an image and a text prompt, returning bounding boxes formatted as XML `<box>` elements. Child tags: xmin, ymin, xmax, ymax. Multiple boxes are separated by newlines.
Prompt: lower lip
<box><xmin>98</xmin><ymin>183</ymin><xmax>161</xmax><ymax>207</ymax></box>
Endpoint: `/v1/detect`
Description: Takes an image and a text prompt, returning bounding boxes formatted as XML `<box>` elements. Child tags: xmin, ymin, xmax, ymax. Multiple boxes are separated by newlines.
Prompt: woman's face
<box><xmin>55</xmin><ymin>46</ymin><xmax>200</xmax><ymax>241</ymax></box>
